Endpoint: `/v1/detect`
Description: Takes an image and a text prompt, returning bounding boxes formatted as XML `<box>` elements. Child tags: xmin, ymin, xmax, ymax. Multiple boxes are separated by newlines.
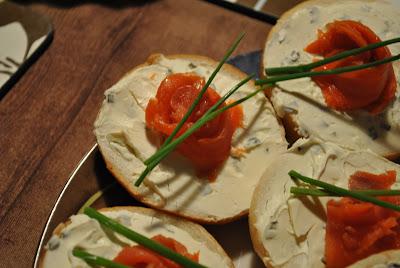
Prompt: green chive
<box><xmin>134</xmin><ymin>83</ymin><xmax>265</xmax><ymax>187</ymax></box>
<box><xmin>289</xmin><ymin>170</ymin><xmax>400</xmax><ymax>212</ymax></box>
<box><xmin>290</xmin><ymin>186</ymin><xmax>400</xmax><ymax>197</ymax></box>
<box><xmin>265</xmin><ymin>36</ymin><xmax>400</xmax><ymax>75</ymax></box>
<box><xmin>84</xmin><ymin>207</ymin><xmax>208</xmax><ymax>268</ymax></box>
<box><xmin>72</xmin><ymin>249</ymin><xmax>130</xmax><ymax>268</ymax></box>
<box><xmin>144</xmin><ymin>32</ymin><xmax>245</xmax><ymax>166</ymax></box>
<box><xmin>256</xmin><ymin>53</ymin><xmax>400</xmax><ymax>85</ymax></box>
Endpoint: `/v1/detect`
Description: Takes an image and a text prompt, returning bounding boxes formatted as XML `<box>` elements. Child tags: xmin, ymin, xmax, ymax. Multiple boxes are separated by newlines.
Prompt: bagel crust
<box><xmin>94</xmin><ymin>53</ymin><xmax>287</xmax><ymax>224</ymax></box>
<box><xmin>249</xmin><ymin>138</ymin><xmax>400</xmax><ymax>268</ymax></box>
<box><xmin>263</xmin><ymin>0</ymin><xmax>400</xmax><ymax>159</ymax></box>
<box><xmin>39</xmin><ymin>206</ymin><xmax>234</xmax><ymax>268</ymax></box>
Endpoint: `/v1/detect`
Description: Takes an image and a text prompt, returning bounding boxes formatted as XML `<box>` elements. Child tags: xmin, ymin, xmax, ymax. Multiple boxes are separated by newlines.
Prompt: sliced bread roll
<box><xmin>94</xmin><ymin>54</ymin><xmax>288</xmax><ymax>223</ymax></box>
<box><xmin>262</xmin><ymin>0</ymin><xmax>400</xmax><ymax>159</ymax></box>
<box><xmin>39</xmin><ymin>206</ymin><xmax>234</xmax><ymax>268</ymax></box>
<box><xmin>249</xmin><ymin>138</ymin><xmax>400</xmax><ymax>267</ymax></box>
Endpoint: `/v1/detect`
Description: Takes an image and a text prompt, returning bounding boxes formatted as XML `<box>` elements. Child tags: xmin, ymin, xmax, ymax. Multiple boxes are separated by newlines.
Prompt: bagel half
<box><xmin>249</xmin><ymin>138</ymin><xmax>400</xmax><ymax>267</ymax></box>
<box><xmin>262</xmin><ymin>0</ymin><xmax>400</xmax><ymax>159</ymax></box>
<box><xmin>94</xmin><ymin>54</ymin><xmax>288</xmax><ymax>224</ymax></box>
<box><xmin>39</xmin><ymin>206</ymin><xmax>234</xmax><ymax>268</ymax></box>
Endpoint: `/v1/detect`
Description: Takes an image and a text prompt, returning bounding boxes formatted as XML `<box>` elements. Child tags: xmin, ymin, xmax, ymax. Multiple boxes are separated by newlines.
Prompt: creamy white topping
<box><xmin>251</xmin><ymin>139</ymin><xmax>400</xmax><ymax>267</ymax></box>
<box><xmin>94</xmin><ymin>55</ymin><xmax>287</xmax><ymax>221</ymax></box>
<box><xmin>264</xmin><ymin>0</ymin><xmax>400</xmax><ymax>156</ymax></box>
<box><xmin>42</xmin><ymin>210</ymin><xmax>231</xmax><ymax>268</ymax></box>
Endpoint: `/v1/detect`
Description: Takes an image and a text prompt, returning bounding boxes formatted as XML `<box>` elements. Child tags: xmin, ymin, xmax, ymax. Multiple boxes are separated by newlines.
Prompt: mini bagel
<box><xmin>94</xmin><ymin>54</ymin><xmax>287</xmax><ymax>224</ymax></box>
<box><xmin>39</xmin><ymin>206</ymin><xmax>234</xmax><ymax>267</ymax></box>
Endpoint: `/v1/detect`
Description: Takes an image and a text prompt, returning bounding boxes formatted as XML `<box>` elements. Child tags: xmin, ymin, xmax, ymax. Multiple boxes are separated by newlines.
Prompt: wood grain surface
<box><xmin>0</xmin><ymin>0</ymin><xmax>271</xmax><ymax>266</ymax></box>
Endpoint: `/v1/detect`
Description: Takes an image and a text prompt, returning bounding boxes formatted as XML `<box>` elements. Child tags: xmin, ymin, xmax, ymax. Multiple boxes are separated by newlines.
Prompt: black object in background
<box><xmin>0</xmin><ymin>1</ymin><xmax>53</xmax><ymax>99</ymax></box>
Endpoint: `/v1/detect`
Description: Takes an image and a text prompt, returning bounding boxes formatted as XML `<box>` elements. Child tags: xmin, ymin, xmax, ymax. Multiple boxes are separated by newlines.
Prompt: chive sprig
<box><xmin>144</xmin><ymin>32</ymin><xmax>245</xmax><ymax>165</ymax></box>
<box><xmin>265</xmin><ymin>36</ymin><xmax>400</xmax><ymax>75</ymax></box>
<box><xmin>256</xmin><ymin>53</ymin><xmax>400</xmax><ymax>85</ymax></box>
<box><xmin>291</xmin><ymin>186</ymin><xmax>400</xmax><ymax>197</ymax></box>
<box><xmin>135</xmin><ymin>79</ymin><xmax>262</xmax><ymax>186</ymax></box>
<box><xmin>135</xmin><ymin>79</ymin><xmax>259</xmax><ymax>186</ymax></box>
<box><xmin>289</xmin><ymin>170</ymin><xmax>400</xmax><ymax>212</ymax></box>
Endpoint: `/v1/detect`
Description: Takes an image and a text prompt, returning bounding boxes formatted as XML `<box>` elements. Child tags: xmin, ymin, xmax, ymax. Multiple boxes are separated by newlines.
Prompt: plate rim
<box><xmin>33</xmin><ymin>144</ymin><xmax>98</xmax><ymax>268</ymax></box>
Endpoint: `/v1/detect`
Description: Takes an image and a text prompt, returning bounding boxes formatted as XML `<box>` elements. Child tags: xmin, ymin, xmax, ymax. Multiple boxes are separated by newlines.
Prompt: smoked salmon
<box><xmin>305</xmin><ymin>20</ymin><xmax>396</xmax><ymax>114</ymax></box>
<box><xmin>325</xmin><ymin>170</ymin><xmax>400</xmax><ymax>268</ymax></box>
<box><xmin>145</xmin><ymin>73</ymin><xmax>243</xmax><ymax>180</ymax></box>
<box><xmin>113</xmin><ymin>234</ymin><xmax>199</xmax><ymax>268</ymax></box>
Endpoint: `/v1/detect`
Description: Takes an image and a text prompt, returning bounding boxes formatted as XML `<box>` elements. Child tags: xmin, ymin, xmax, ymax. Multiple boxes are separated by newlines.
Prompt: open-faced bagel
<box><xmin>39</xmin><ymin>206</ymin><xmax>234</xmax><ymax>268</ymax></box>
<box><xmin>262</xmin><ymin>0</ymin><xmax>400</xmax><ymax>159</ymax></box>
<box><xmin>249</xmin><ymin>138</ymin><xmax>400</xmax><ymax>267</ymax></box>
<box><xmin>94</xmin><ymin>54</ymin><xmax>288</xmax><ymax>224</ymax></box>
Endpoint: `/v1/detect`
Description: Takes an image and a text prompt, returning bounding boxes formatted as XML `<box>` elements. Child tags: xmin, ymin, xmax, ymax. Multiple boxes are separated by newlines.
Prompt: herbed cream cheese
<box><xmin>251</xmin><ymin>138</ymin><xmax>400</xmax><ymax>267</ymax></box>
<box><xmin>41</xmin><ymin>210</ymin><xmax>231</xmax><ymax>268</ymax></box>
<box><xmin>263</xmin><ymin>0</ymin><xmax>400</xmax><ymax>157</ymax></box>
<box><xmin>94</xmin><ymin>55</ymin><xmax>287</xmax><ymax>221</ymax></box>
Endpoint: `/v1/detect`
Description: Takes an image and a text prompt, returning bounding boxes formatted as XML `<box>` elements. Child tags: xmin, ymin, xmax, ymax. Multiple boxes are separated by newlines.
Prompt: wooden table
<box><xmin>0</xmin><ymin>0</ymin><xmax>272</xmax><ymax>266</ymax></box>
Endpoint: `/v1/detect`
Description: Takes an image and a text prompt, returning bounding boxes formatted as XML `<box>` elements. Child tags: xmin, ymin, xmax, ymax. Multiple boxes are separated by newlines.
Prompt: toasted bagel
<box><xmin>249</xmin><ymin>138</ymin><xmax>400</xmax><ymax>267</ymax></box>
<box><xmin>262</xmin><ymin>0</ymin><xmax>400</xmax><ymax>159</ymax></box>
<box><xmin>94</xmin><ymin>54</ymin><xmax>287</xmax><ymax>223</ymax></box>
<box><xmin>39</xmin><ymin>206</ymin><xmax>234</xmax><ymax>268</ymax></box>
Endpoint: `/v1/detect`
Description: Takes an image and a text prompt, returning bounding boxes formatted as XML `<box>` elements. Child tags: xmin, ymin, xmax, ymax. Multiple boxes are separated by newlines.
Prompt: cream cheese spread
<box><xmin>94</xmin><ymin>55</ymin><xmax>287</xmax><ymax>221</ymax></box>
<box><xmin>263</xmin><ymin>0</ymin><xmax>400</xmax><ymax>157</ymax></box>
<box><xmin>41</xmin><ymin>209</ymin><xmax>231</xmax><ymax>268</ymax></box>
<box><xmin>251</xmin><ymin>138</ymin><xmax>400</xmax><ymax>267</ymax></box>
